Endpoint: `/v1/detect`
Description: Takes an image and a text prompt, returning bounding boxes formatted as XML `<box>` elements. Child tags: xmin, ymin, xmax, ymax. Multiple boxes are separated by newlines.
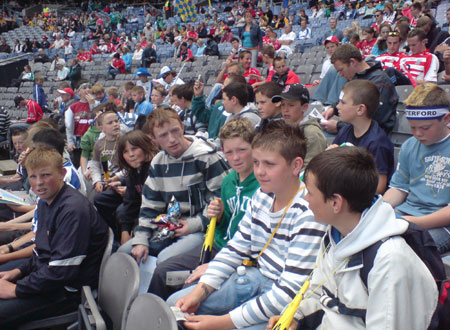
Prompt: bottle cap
<box><xmin>237</xmin><ymin>265</ymin><xmax>246</xmax><ymax>276</ymax></box>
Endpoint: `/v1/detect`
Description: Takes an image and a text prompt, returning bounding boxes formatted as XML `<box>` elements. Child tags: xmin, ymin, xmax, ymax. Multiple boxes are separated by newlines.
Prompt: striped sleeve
<box><xmin>201</xmin><ymin>185</ymin><xmax>327</xmax><ymax>328</ymax></box>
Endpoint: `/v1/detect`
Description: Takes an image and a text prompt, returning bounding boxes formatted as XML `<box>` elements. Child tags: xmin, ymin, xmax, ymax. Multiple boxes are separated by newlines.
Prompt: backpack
<box><xmin>360</xmin><ymin>222</ymin><xmax>449</xmax><ymax>330</ymax></box>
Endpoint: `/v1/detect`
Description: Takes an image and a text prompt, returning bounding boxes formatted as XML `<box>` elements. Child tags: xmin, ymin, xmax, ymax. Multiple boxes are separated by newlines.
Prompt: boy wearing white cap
<box><xmin>154</xmin><ymin>66</ymin><xmax>184</xmax><ymax>91</ymax></box>
<box><xmin>384</xmin><ymin>83</ymin><xmax>450</xmax><ymax>254</ymax></box>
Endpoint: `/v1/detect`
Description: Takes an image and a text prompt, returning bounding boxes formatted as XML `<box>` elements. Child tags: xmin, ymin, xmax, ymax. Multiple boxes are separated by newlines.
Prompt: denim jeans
<box><xmin>118</xmin><ymin>232</ymin><xmax>205</xmax><ymax>265</ymax></box>
<box><xmin>167</xmin><ymin>267</ymin><xmax>274</xmax><ymax>329</ymax></box>
<box><xmin>108</xmin><ymin>67</ymin><xmax>120</xmax><ymax>78</ymax></box>
<box><xmin>428</xmin><ymin>226</ymin><xmax>450</xmax><ymax>254</ymax></box>
<box><xmin>0</xmin><ymin>289</ymin><xmax>80</xmax><ymax>328</ymax></box>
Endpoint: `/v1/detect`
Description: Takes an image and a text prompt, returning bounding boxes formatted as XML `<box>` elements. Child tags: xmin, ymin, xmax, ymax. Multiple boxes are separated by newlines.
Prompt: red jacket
<box><xmin>26</xmin><ymin>99</ymin><xmax>43</xmax><ymax>123</ymax></box>
<box><xmin>112</xmin><ymin>58</ymin><xmax>125</xmax><ymax>73</ymax></box>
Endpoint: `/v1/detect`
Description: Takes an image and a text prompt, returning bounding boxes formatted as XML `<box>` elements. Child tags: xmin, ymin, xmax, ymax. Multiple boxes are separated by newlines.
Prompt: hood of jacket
<box><xmin>355</xmin><ymin>59</ymin><xmax>383</xmax><ymax>78</ymax></box>
<box><xmin>332</xmin><ymin>196</ymin><xmax>409</xmax><ymax>260</ymax></box>
<box><xmin>299</xmin><ymin>117</ymin><xmax>322</xmax><ymax>129</ymax></box>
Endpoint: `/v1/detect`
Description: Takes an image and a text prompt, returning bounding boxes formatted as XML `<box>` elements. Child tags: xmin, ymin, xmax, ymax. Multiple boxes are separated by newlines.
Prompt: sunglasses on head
<box><xmin>388</xmin><ymin>31</ymin><xmax>399</xmax><ymax>36</ymax></box>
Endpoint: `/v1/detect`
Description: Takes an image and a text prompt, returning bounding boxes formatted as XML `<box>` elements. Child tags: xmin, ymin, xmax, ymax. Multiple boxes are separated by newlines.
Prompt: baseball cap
<box><xmin>14</xmin><ymin>96</ymin><xmax>25</xmax><ymax>107</ymax></box>
<box><xmin>57</xmin><ymin>88</ymin><xmax>74</xmax><ymax>97</ymax></box>
<box><xmin>272</xmin><ymin>84</ymin><xmax>310</xmax><ymax>104</ymax></box>
<box><xmin>158</xmin><ymin>66</ymin><xmax>174</xmax><ymax>78</ymax></box>
<box><xmin>323</xmin><ymin>36</ymin><xmax>340</xmax><ymax>45</ymax></box>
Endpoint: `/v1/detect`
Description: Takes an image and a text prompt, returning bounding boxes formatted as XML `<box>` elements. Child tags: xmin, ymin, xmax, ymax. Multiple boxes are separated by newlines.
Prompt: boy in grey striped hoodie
<box><xmin>122</xmin><ymin>107</ymin><xmax>230</xmax><ymax>264</ymax></box>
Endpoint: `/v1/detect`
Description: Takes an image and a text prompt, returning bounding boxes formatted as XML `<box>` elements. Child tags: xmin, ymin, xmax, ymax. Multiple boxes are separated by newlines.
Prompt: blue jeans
<box><xmin>167</xmin><ymin>267</ymin><xmax>273</xmax><ymax>329</ymax></box>
<box><xmin>428</xmin><ymin>226</ymin><xmax>450</xmax><ymax>254</ymax></box>
<box><xmin>108</xmin><ymin>67</ymin><xmax>120</xmax><ymax>78</ymax></box>
<box><xmin>118</xmin><ymin>232</ymin><xmax>205</xmax><ymax>265</ymax></box>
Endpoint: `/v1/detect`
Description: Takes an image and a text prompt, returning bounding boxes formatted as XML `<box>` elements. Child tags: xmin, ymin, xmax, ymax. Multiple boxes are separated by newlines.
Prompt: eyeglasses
<box><xmin>388</xmin><ymin>31</ymin><xmax>399</xmax><ymax>36</ymax></box>
<box><xmin>375</xmin><ymin>14</ymin><xmax>381</xmax><ymax>17</ymax></box>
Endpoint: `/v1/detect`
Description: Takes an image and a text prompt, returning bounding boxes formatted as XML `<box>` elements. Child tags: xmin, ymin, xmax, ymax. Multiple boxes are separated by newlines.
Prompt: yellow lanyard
<box><xmin>243</xmin><ymin>186</ymin><xmax>305</xmax><ymax>267</ymax></box>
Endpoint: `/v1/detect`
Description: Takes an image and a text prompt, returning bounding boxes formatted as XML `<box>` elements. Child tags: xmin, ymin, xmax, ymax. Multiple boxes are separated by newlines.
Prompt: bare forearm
<box><xmin>383</xmin><ymin>187</ymin><xmax>407</xmax><ymax>207</ymax></box>
<box><xmin>0</xmin><ymin>245</ymin><xmax>33</xmax><ymax>264</ymax></box>
<box><xmin>7</xmin><ymin>204</ymin><xmax>35</xmax><ymax>213</ymax></box>
<box><xmin>7</xmin><ymin>209</ymin><xmax>34</xmax><ymax>224</ymax></box>
<box><xmin>80</xmin><ymin>156</ymin><xmax>88</xmax><ymax>174</ymax></box>
<box><xmin>405</xmin><ymin>206</ymin><xmax>450</xmax><ymax>229</ymax></box>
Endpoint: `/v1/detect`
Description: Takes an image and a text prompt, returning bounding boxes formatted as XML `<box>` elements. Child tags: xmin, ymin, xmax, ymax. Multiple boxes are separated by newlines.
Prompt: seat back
<box><xmin>99</xmin><ymin>227</ymin><xmax>114</xmax><ymax>282</ymax></box>
<box><xmin>98</xmin><ymin>253</ymin><xmax>140</xmax><ymax>330</ymax></box>
<box><xmin>124</xmin><ymin>294</ymin><xmax>178</xmax><ymax>330</ymax></box>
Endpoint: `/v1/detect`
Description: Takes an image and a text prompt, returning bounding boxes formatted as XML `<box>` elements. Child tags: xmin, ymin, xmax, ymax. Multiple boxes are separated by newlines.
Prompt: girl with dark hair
<box><xmin>116</xmin><ymin>130</ymin><xmax>158</xmax><ymax>243</ymax></box>
<box><xmin>371</xmin><ymin>23</ymin><xmax>392</xmax><ymax>56</ymax></box>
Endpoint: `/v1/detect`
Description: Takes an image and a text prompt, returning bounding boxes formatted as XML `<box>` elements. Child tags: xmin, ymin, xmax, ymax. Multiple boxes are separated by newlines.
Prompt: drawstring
<box><xmin>226</xmin><ymin>185</ymin><xmax>242</xmax><ymax>240</ymax></box>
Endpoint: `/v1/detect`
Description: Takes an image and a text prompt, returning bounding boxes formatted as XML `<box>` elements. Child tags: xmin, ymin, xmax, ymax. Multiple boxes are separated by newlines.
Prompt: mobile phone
<box><xmin>197</xmin><ymin>74</ymin><xmax>203</xmax><ymax>83</ymax></box>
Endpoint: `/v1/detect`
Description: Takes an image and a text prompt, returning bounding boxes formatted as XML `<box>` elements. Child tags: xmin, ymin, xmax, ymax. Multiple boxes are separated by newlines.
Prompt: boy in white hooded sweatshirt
<box><xmin>268</xmin><ymin>147</ymin><xmax>438</xmax><ymax>330</ymax></box>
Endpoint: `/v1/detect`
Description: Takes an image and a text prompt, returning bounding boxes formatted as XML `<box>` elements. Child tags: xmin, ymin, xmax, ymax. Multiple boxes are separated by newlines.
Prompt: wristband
<box><xmin>7</xmin><ymin>243</ymin><xmax>14</xmax><ymax>253</ymax></box>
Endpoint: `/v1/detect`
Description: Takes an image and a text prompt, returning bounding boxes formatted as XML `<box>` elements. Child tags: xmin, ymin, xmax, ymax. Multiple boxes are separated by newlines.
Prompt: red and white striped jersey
<box><xmin>375</xmin><ymin>52</ymin><xmax>405</xmax><ymax>70</ymax></box>
<box><xmin>398</xmin><ymin>50</ymin><xmax>439</xmax><ymax>82</ymax></box>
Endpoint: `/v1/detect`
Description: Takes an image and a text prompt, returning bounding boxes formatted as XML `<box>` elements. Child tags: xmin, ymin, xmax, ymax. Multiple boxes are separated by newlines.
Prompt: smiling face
<box><xmin>223</xmin><ymin>137</ymin><xmax>253</xmax><ymax>180</ymax></box>
<box><xmin>123</xmin><ymin>142</ymin><xmax>146</xmax><ymax>169</ymax></box>
<box><xmin>240</xmin><ymin>52</ymin><xmax>252</xmax><ymax>70</ymax></box>
<box><xmin>28</xmin><ymin>165</ymin><xmax>65</xmax><ymax>204</ymax></box>
<box><xmin>151</xmin><ymin>118</ymin><xmax>189</xmax><ymax>157</ymax></box>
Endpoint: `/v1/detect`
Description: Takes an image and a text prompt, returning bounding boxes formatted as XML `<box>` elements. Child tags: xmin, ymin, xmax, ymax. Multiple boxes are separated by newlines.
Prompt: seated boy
<box><xmin>329</xmin><ymin>80</ymin><xmax>394</xmax><ymax>193</ymax></box>
<box><xmin>131</xmin><ymin>85</ymin><xmax>153</xmax><ymax>117</ymax></box>
<box><xmin>191</xmin><ymin>73</ymin><xmax>250</xmax><ymax>140</ymax></box>
<box><xmin>0</xmin><ymin>129</ymin><xmax>27</xmax><ymax>191</ymax></box>
<box><xmin>148</xmin><ymin>118</ymin><xmax>260</xmax><ymax>300</ymax></box>
<box><xmin>171</xmin><ymin>83</ymin><xmax>208</xmax><ymax>136</ymax></box>
<box><xmin>384</xmin><ymin>83</ymin><xmax>450</xmax><ymax>254</ymax></box>
<box><xmin>0</xmin><ymin>146</ymin><xmax>108</xmax><ymax>328</ymax></box>
<box><xmin>254</xmin><ymin>82</ymin><xmax>283</xmax><ymax>132</ymax></box>
<box><xmin>222</xmin><ymin>83</ymin><xmax>261</xmax><ymax>128</ymax></box>
<box><xmin>268</xmin><ymin>147</ymin><xmax>438</xmax><ymax>330</ymax></box>
<box><xmin>119</xmin><ymin>107</ymin><xmax>230</xmax><ymax>263</ymax></box>
<box><xmin>169</xmin><ymin>121</ymin><xmax>327</xmax><ymax>330</ymax></box>
<box><xmin>272</xmin><ymin>84</ymin><xmax>327</xmax><ymax>167</ymax></box>
<box><xmin>0</xmin><ymin>128</ymin><xmax>86</xmax><ymax>270</ymax></box>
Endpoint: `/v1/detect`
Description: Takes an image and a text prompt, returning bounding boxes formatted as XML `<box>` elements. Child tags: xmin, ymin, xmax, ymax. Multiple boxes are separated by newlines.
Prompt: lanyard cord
<box><xmin>254</xmin><ymin>186</ymin><xmax>306</xmax><ymax>264</ymax></box>
<box><xmin>102</xmin><ymin>136</ymin><xmax>118</xmax><ymax>164</ymax></box>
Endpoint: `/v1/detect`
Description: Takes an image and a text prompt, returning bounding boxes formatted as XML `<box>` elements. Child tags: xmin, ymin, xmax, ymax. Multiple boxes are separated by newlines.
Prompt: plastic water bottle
<box><xmin>235</xmin><ymin>266</ymin><xmax>252</xmax><ymax>306</ymax></box>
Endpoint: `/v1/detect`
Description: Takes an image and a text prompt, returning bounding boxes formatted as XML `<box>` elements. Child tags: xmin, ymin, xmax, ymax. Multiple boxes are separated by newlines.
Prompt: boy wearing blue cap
<box><xmin>384</xmin><ymin>83</ymin><xmax>450</xmax><ymax>254</ymax></box>
<box><xmin>134</xmin><ymin>67</ymin><xmax>153</xmax><ymax>101</ymax></box>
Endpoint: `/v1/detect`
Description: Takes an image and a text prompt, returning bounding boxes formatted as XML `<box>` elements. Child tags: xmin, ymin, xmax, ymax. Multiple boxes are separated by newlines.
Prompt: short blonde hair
<box><xmin>25</xmin><ymin>146</ymin><xmax>63</xmax><ymax>171</ymax></box>
<box><xmin>219</xmin><ymin>118</ymin><xmax>255</xmax><ymax>146</ymax></box>
<box><xmin>404</xmin><ymin>83</ymin><xmax>450</xmax><ymax>107</ymax></box>
<box><xmin>91</xmin><ymin>83</ymin><xmax>105</xmax><ymax>94</ymax></box>
<box><xmin>106</xmin><ymin>86</ymin><xmax>119</xmax><ymax>98</ymax></box>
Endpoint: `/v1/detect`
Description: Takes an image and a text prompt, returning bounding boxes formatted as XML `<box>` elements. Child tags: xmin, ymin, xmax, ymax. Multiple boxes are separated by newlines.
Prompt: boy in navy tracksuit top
<box><xmin>0</xmin><ymin>147</ymin><xmax>108</xmax><ymax>328</ymax></box>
